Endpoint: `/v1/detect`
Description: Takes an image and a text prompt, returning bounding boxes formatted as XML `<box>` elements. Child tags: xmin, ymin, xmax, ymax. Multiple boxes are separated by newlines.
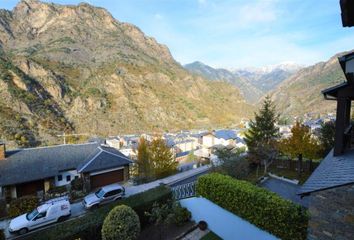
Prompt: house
<box><xmin>202</xmin><ymin>130</ymin><xmax>238</xmax><ymax>148</ymax></box>
<box><xmin>0</xmin><ymin>142</ymin><xmax>132</xmax><ymax>199</ymax></box>
<box><xmin>175</xmin><ymin>151</ymin><xmax>191</xmax><ymax>162</ymax></box>
<box><xmin>298</xmin><ymin>51</ymin><xmax>354</xmax><ymax>238</ymax></box>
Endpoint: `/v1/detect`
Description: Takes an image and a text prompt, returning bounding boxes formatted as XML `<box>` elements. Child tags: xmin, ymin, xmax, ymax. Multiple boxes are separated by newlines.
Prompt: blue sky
<box><xmin>2</xmin><ymin>0</ymin><xmax>354</xmax><ymax>68</ymax></box>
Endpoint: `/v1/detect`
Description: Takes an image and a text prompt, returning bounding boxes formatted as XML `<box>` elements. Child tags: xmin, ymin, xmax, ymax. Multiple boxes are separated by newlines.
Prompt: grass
<box><xmin>201</xmin><ymin>231</ymin><xmax>222</xmax><ymax>240</ymax></box>
<box><xmin>267</xmin><ymin>166</ymin><xmax>312</xmax><ymax>184</ymax></box>
<box><xmin>242</xmin><ymin>163</ymin><xmax>315</xmax><ymax>185</ymax></box>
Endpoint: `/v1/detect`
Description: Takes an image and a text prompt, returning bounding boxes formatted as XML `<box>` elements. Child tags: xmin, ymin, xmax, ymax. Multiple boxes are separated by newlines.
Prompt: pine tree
<box><xmin>135</xmin><ymin>137</ymin><xmax>153</xmax><ymax>183</ymax></box>
<box><xmin>149</xmin><ymin>138</ymin><xmax>177</xmax><ymax>179</ymax></box>
<box><xmin>244</xmin><ymin>96</ymin><xmax>279</xmax><ymax>173</ymax></box>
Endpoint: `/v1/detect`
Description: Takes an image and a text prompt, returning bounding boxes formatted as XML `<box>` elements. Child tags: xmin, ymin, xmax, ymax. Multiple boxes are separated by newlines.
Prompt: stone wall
<box><xmin>308</xmin><ymin>184</ymin><xmax>354</xmax><ymax>240</ymax></box>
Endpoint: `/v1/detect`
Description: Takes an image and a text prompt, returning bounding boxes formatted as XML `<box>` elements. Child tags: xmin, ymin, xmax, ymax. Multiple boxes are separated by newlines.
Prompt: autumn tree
<box><xmin>244</xmin><ymin>96</ymin><xmax>279</xmax><ymax>174</ymax></box>
<box><xmin>278</xmin><ymin>121</ymin><xmax>321</xmax><ymax>160</ymax></box>
<box><xmin>149</xmin><ymin>138</ymin><xmax>177</xmax><ymax>179</ymax></box>
<box><xmin>135</xmin><ymin>137</ymin><xmax>154</xmax><ymax>183</ymax></box>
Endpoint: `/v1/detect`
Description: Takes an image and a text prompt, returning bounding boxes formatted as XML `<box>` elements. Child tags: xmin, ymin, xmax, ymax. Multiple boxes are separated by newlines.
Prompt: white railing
<box><xmin>172</xmin><ymin>181</ymin><xmax>196</xmax><ymax>200</ymax></box>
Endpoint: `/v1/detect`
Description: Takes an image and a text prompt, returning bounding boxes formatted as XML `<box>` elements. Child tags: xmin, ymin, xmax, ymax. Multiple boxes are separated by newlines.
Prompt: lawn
<box><xmin>201</xmin><ymin>231</ymin><xmax>223</xmax><ymax>240</ymax></box>
<box><xmin>267</xmin><ymin>165</ymin><xmax>312</xmax><ymax>184</ymax></box>
<box><xmin>242</xmin><ymin>165</ymin><xmax>313</xmax><ymax>185</ymax></box>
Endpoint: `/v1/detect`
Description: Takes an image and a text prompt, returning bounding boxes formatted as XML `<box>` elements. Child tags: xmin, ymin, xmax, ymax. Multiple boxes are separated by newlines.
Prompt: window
<box><xmin>66</xmin><ymin>175</ymin><xmax>71</xmax><ymax>182</ymax></box>
<box><xmin>57</xmin><ymin>175</ymin><xmax>63</xmax><ymax>181</ymax></box>
<box><xmin>34</xmin><ymin>211</ymin><xmax>47</xmax><ymax>220</ymax></box>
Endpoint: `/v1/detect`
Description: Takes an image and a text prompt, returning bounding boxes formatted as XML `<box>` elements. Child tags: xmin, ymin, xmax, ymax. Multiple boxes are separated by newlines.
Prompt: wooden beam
<box><xmin>334</xmin><ymin>97</ymin><xmax>347</xmax><ymax>156</ymax></box>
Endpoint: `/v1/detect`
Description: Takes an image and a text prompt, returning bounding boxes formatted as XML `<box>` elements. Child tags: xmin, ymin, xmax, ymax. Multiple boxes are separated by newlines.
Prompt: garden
<box><xmin>15</xmin><ymin>185</ymin><xmax>202</xmax><ymax>240</ymax></box>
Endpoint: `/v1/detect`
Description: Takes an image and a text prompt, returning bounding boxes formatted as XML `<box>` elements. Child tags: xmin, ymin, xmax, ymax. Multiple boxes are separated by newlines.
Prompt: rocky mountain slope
<box><xmin>185</xmin><ymin>61</ymin><xmax>301</xmax><ymax>103</ymax></box>
<box><xmin>233</xmin><ymin>63</ymin><xmax>302</xmax><ymax>93</ymax></box>
<box><xmin>270</xmin><ymin>52</ymin><xmax>349</xmax><ymax>117</ymax></box>
<box><xmin>0</xmin><ymin>0</ymin><xmax>253</xmax><ymax>147</ymax></box>
<box><xmin>184</xmin><ymin>61</ymin><xmax>263</xmax><ymax>103</ymax></box>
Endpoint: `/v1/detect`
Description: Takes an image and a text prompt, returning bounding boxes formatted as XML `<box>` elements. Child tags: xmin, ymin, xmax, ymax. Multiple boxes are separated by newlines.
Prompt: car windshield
<box><xmin>95</xmin><ymin>188</ymin><xmax>105</xmax><ymax>198</ymax></box>
<box><xmin>26</xmin><ymin>209</ymin><xmax>39</xmax><ymax>221</ymax></box>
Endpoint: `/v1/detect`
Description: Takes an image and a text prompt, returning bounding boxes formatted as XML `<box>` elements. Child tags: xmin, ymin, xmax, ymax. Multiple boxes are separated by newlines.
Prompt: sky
<box><xmin>1</xmin><ymin>0</ymin><xmax>354</xmax><ymax>68</ymax></box>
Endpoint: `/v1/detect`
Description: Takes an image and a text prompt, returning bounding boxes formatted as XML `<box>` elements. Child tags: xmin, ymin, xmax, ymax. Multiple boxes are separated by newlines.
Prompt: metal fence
<box><xmin>171</xmin><ymin>181</ymin><xmax>196</xmax><ymax>200</ymax></box>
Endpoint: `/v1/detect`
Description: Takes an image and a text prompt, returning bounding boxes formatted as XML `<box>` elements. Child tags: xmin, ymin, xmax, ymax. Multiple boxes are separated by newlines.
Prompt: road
<box><xmin>170</xmin><ymin>170</ymin><xmax>209</xmax><ymax>187</ymax></box>
<box><xmin>3</xmin><ymin>166</ymin><xmax>210</xmax><ymax>240</ymax></box>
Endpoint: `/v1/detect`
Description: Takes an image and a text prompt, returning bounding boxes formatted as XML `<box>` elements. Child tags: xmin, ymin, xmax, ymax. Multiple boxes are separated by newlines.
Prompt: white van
<box><xmin>9</xmin><ymin>196</ymin><xmax>71</xmax><ymax>235</ymax></box>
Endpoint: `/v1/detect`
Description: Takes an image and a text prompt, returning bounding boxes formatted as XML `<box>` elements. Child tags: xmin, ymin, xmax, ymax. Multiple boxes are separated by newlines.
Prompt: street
<box><xmin>2</xmin><ymin>165</ymin><xmax>210</xmax><ymax>240</ymax></box>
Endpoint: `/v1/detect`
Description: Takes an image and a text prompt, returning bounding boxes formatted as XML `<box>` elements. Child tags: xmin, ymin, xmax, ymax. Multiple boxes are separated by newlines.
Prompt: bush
<box><xmin>47</xmin><ymin>185</ymin><xmax>67</xmax><ymax>195</ymax></box>
<box><xmin>21</xmin><ymin>185</ymin><xmax>172</xmax><ymax>240</ymax></box>
<box><xmin>0</xmin><ymin>229</ymin><xmax>5</xmax><ymax>240</ymax></box>
<box><xmin>196</xmin><ymin>173</ymin><xmax>308</xmax><ymax>240</ymax></box>
<box><xmin>102</xmin><ymin>205</ymin><xmax>140</xmax><ymax>240</ymax></box>
<box><xmin>0</xmin><ymin>198</ymin><xmax>7</xmax><ymax>218</ymax></box>
<box><xmin>8</xmin><ymin>196</ymin><xmax>39</xmax><ymax>218</ymax></box>
<box><xmin>169</xmin><ymin>202</ymin><xmax>191</xmax><ymax>226</ymax></box>
<box><xmin>71</xmin><ymin>177</ymin><xmax>84</xmax><ymax>191</ymax></box>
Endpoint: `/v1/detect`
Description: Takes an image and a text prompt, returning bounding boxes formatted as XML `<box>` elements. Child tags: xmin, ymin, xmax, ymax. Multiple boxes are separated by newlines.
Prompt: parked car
<box><xmin>82</xmin><ymin>183</ymin><xmax>125</xmax><ymax>209</ymax></box>
<box><xmin>9</xmin><ymin>196</ymin><xmax>71</xmax><ymax>235</ymax></box>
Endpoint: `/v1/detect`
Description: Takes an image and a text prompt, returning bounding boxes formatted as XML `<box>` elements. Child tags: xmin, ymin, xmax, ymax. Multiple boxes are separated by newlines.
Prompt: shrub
<box><xmin>169</xmin><ymin>202</ymin><xmax>191</xmax><ymax>226</ymax></box>
<box><xmin>8</xmin><ymin>196</ymin><xmax>39</xmax><ymax>218</ymax></box>
<box><xmin>0</xmin><ymin>198</ymin><xmax>7</xmax><ymax>218</ymax></box>
<box><xmin>47</xmin><ymin>185</ymin><xmax>68</xmax><ymax>195</ymax></box>
<box><xmin>71</xmin><ymin>177</ymin><xmax>84</xmax><ymax>191</ymax></box>
<box><xmin>21</xmin><ymin>185</ymin><xmax>172</xmax><ymax>240</ymax></box>
<box><xmin>196</xmin><ymin>173</ymin><xmax>308</xmax><ymax>240</ymax></box>
<box><xmin>0</xmin><ymin>229</ymin><xmax>5</xmax><ymax>240</ymax></box>
<box><xmin>102</xmin><ymin>205</ymin><xmax>140</xmax><ymax>240</ymax></box>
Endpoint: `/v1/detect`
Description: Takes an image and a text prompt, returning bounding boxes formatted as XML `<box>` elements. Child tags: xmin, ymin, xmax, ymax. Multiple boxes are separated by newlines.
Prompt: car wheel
<box><xmin>91</xmin><ymin>204</ymin><xmax>99</xmax><ymax>210</ymax></box>
<box><xmin>19</xmin><ymin>228</ymin><xmax>28</xmax><ymax>235</ymax></box>
<box><xmin>57</xmin><ymin>216</ymin><xmax>65</xmax><ymax>222</ymax></box>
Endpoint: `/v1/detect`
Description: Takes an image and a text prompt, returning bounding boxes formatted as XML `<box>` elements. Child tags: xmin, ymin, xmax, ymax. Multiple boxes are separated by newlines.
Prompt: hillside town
<box><xmin>0</xmin><ymin>0</ymin><xmax>353</xmax><ymax>240</ymax></box>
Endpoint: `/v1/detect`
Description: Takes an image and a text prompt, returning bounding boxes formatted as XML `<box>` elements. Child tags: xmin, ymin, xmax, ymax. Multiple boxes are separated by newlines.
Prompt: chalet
<box><xmin>0</xmin><ymin>142</ymin><xmax>132</xmax><ymax>200</ymax></box>
<box><xmin>298</xmin><ymin>6</ymin><xmax>354</xmax><ymax>238</ymax></box>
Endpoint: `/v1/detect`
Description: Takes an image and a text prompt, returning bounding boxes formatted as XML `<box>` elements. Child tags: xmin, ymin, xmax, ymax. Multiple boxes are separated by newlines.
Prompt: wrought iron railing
<box><xmin>171</xmin><ymin>181</ymin><xmax>196</xmax><ymax>200</ymax></box>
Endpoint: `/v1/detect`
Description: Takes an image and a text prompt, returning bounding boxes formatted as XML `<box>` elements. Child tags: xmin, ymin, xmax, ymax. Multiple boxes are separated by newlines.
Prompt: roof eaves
<box><xmin>101</xmin><ymin>149</ymin><xmax>133</xmax><ymax>163</ymax></box>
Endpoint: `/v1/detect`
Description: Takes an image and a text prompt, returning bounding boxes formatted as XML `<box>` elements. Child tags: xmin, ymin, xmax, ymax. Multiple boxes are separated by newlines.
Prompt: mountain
<box><xmin>0</xmin><ymin>0</ymin><xmax>253</xmax><ymax>148</ymax></box>
<box><xmin>184</xmin><ymin>61</ymin><xmax>263</xmax><ymax>103</ymax></box>
<box><xmin>270</xmin><ymin>53</ymin><xmax>349</xmax><ymax>117</ymax></box>
<box><xmin>184</xmin><ymin>61</ymin><xmax>301</xmax><ymax>103</ymax></box>
<box><xmin>232</xmin><ymin>63</ymin><xmax>302</xmax><ymax>92</ymax></box>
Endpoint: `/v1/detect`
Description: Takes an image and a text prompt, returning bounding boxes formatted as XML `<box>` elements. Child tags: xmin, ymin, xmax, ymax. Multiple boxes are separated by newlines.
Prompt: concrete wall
<box><xmin>308</xmin><ymin>184</ymin><xmax>354</xmax><ymax>240</ymax></box>
<box><xmin>55</xmin><ymin>170</ymin><xmax>80</xmax><ymax>187</ymax></box>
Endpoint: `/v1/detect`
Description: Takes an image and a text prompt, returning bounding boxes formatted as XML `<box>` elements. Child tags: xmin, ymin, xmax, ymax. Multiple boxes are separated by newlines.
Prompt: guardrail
<box><xmin>171</xmin><ymin>181</ymin><xmax>196</xmax><ymax>200</ymax></box>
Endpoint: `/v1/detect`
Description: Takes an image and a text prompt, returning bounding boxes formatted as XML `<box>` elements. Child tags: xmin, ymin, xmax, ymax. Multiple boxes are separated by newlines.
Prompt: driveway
<box><xmin>2</xmin><ymin>165</ymin><xmax>210</xmax><ymax>239</ymax></box>
<box><xmin>260</xmin><ymin>177</ymin><xmax>309</xmax><ymax>208</ymax></box>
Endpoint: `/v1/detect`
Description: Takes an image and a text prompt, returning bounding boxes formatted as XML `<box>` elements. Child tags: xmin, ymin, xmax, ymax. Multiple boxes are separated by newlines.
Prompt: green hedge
<box><xmin>196</xmin><ymin>173</ymin><xmax>308</xmax><ymax>240</ymax></box>
<box><xmin>22</xmin><ymin>185</ymin><xmax>172</xmax><ymax>240</ymax></box>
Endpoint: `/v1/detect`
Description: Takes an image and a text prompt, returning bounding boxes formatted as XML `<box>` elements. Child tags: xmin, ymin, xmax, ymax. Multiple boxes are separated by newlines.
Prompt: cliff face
<box><xmin>0</xmin><ymin>0</ymin><xmax>253</xmax><ymax>147</ymax></box>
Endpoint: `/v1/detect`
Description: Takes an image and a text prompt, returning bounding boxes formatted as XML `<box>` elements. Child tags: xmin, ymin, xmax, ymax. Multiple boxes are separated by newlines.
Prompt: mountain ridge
<box><xmin>0</xmin><ymin>0</ymin><xmax>253</xmax><ymax>148</ymax></box>
<box><xmin>184</xmin><ymin>61</ymin><xmax>301</xmax><ymax>103</ymax></box>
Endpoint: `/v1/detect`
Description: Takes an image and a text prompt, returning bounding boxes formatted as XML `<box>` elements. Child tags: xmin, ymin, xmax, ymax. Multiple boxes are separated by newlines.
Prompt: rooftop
<box><xmin>299</xmin><ymin>149</ymin><xmax>354</xmax><ymax>195</ymax></box>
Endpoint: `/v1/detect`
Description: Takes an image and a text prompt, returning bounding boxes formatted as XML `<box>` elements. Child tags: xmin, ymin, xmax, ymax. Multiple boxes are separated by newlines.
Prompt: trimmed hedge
<box><xmin>102</xmin><ymin>205</ymin><xmax>140</xmax><ymax>240</ymax></box>
<box><xmin>22</xmin><ymin>185</ymin><xmax>172</xmax><ymax>240</ymax></box>
<box><xmin>196</xmin><ymin>173</ymin><xmax>308</xmax><ymax>240</ymax></box>
<box><xmin>8</xmin><ymin>196</ymin><xmax>39</xmax><ymax>218</ymax></box>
